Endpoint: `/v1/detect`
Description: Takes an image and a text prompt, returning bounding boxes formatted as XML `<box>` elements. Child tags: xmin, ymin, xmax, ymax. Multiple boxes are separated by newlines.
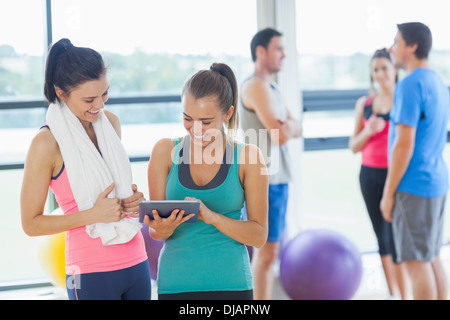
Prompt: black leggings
<box><xmin>359</xmin><ymin>165</ymin><xmax>397</xmax><ymax>261</ymax></box>
<box><xmin>158</xmin><ymin>290</ymin><xmax>253</xmax><ymax>300</ymax></box>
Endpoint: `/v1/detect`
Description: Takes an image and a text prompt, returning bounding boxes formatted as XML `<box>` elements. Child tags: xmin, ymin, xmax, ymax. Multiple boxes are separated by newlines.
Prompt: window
<box><xmin>51</xmin><ymin>0</ymin><xmax>257</xmax><ymax>155</ymax></box>
<box><xmin>297</xmin><ymin>0</ymin><xmax>450</xmax><ymax>249</ymax></box>
<box><xmin>0</xmin><ymin>1</ymin><xmax>46</xmax><ymax>100</ymax></box>
<box><xmin>51</xmin><ymin>0</ymin><xmax>256</xmax><ymax>96</ymax></box>
<box><xmin>1</xmin><ymin>0</ymin><xmax>257</xmax><ymax>286</ymax></box>
<box><xmin>0</xmin><ymin>1</ymin><xmax>48</xmax><ymax>283</ymax></box>
<box><xmin>297</xmin><ymin>0</ymin><xmax>450</xmax><ymax>91</ymax></box>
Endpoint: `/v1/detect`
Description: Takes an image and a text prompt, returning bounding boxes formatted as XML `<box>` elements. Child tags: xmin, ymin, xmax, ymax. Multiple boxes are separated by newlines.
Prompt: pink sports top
<box><xmin>361</xmin><ymin>96</ymin><xmax>390</xmax><ymax>169</ymax></box>
<box><xmin>44</xmin><ymin>125</ymin><xmax>147</xmax><ymax>275</ymax></box>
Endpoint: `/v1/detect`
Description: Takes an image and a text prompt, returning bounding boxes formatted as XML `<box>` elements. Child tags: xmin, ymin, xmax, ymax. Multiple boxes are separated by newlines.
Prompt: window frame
<box><xmin>2</xmin><ymin>0</ymin><xmax>450</xmax><ymax>291</ymax></box>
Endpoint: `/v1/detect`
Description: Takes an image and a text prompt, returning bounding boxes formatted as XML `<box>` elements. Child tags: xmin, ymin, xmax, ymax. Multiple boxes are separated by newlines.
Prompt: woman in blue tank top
<box><xmin>144</xmin><ymin>63</ymin><xmax>269</xmax><ymax>300</ymax></box>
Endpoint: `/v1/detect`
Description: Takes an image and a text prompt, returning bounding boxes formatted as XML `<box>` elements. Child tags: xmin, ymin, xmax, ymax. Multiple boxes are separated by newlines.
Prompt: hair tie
<box><xmin>210</xmin><ymin>65</ymin><xmax>224</xmax><ymax>77</ymax></box>
<box><xmin>61</xmin><ymin>40</ymin><xmax>73</xmax><ymax>51</ymax></box>
<box><xmin>64</xmin><ymin>43</ymin><xmax>73</xmax><ymax>51</ymax></box>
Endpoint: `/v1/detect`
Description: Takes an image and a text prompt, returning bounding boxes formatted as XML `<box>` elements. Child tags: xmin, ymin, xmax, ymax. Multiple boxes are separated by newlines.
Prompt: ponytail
<box><xmin>44</xmin><ymin>38</ymin><xmax>106</xmax><ymax>104</ymax></box>
<box><xmin>44</xmin><ymin>39</ymin><xmax>72</xmax><ymax>103</ymax></box>
<box><xmin>209</xmin><ymin>63</ymin><xmax>239</xmax><ymax>131</ymax></box>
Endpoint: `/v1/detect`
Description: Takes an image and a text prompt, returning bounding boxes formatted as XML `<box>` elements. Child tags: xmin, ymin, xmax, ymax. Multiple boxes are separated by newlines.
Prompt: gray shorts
<box><xmin>392</xmin><ymin>191</ymin><xmax>447</xmax><ymax>263</ymax></box>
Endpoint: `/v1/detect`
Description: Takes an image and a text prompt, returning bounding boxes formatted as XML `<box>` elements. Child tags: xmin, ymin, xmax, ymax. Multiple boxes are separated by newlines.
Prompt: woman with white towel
<box><xmin>20</xmin><ymin>38</ymin><xmax>151</xmax><ymax>300</ymax></box>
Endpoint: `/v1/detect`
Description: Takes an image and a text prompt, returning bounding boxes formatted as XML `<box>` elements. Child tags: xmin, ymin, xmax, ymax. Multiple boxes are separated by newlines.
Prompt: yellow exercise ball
<box><xmin>39</xmin><ymin>231</ymin><xmax>66</xmax><ymax>288</ymax></box>
<box><xmin>38</xmin><ymin>207</ymin><xmax>66</xmax><ymax>288</ymax></box>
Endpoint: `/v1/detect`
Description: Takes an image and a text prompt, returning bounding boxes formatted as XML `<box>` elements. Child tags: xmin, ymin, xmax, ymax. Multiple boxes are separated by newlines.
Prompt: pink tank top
<box><xmin>46</xmin><ymin>128</ymin><xmax>147</xmax><ymax>275</ymax></box>
<box><xmin>361</xmin><ymin>96</ymin><xmax>389</xmax><ymax>169</ymax></box>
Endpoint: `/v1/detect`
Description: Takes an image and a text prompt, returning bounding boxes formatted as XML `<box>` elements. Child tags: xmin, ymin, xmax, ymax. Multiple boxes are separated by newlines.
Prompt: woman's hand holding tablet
<box><xmin>139</xmin><ymin>200</ymin><xmax>199</xmax><ymax>223</ymax></box>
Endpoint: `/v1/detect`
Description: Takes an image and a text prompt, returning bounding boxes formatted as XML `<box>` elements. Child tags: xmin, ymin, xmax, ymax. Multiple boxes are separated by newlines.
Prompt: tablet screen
<box><xmin>139</xmin><ymin>200</ymin><xmax>200</xmax><ymax>223</ymax></box>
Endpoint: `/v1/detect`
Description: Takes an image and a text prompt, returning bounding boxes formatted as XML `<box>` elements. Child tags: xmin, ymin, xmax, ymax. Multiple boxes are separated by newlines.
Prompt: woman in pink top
<box><xmin>349</xmin><ymin>48</ymin><xmax>408</xmax><ymax>300</ymax></box>
<box><xmin>20</xmin><ymin>39</ymin><xmax>150</xmax><ymax>300</ymax></box>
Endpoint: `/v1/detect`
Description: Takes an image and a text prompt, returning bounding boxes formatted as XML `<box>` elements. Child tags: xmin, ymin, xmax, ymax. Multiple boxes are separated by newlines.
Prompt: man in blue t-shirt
<box><xmin>381</xmin><ymin>22</ymin><xmax>449</xmax><ymax>300</ymax></box>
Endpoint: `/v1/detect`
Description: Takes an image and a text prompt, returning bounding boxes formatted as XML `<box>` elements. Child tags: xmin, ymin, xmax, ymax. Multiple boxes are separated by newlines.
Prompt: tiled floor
<box><xmin>1</xmin><ymin>247</ymin><xmax>450</xmax><ymax>300</ymax></box>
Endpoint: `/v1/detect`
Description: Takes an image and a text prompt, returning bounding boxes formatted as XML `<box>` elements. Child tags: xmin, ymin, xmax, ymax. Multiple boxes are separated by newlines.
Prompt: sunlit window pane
<box><xmin>0</xmin><ymin>1</ymin><xmax>46</xmax><ymax>100</ymax></box>
<box><xmin>297</xmin><ymin>0</ymin><xmax>450</xmax><ymax>90</ymax></box>
<box><xmin>51</xmin><ymin>0</ymin><xmax>257</xmax><ymax>96</ymax></box>
<box><xmin>1</xmin><ymin>0</ymin><xmax>258</xmax><ymax>287</ymax></box>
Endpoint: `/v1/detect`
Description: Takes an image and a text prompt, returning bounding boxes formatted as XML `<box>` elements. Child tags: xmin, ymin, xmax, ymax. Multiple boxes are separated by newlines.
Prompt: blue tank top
<box><xmin>156</xmin><ymin>137</ymin><xmax>253</xmax><ymax>294</ymax></box>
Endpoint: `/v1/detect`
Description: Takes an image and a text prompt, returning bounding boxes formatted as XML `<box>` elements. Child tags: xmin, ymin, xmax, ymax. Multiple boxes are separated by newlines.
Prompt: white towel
<box><xmin>46</xmin><ymin>101</ymin><xmax>142</xmax><ymax>245</ymax></box>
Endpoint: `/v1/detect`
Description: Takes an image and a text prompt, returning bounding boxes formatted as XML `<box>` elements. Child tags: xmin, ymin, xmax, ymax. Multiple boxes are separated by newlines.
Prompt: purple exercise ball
<box><xmin>280</xmin><ymin>229</ymin><xmax>362</xmax><ymax>300</ymax></box>
<box><xmin>141</xmin><ymin>224</ymin><xmax>164</xmax><ymax>280</ymax></box>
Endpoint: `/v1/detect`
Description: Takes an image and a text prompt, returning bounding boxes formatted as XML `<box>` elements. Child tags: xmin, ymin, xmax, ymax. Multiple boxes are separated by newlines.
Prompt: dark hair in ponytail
<box><xmin>44</xmin><ymin>38</ymin><xmax>106</xmax><ymax>104</ymax></box>
<box><xmin>182</xmin><ymin>62</ymin><xmax>239</xmax><ymax>132</ymax></box>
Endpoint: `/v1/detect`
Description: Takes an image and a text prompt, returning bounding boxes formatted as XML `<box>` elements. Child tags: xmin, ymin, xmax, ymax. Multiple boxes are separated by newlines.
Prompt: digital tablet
<box><xmin>139</xmin><ymin>200</ymin><xmax>200</xmax><ymax>223</ymax></box>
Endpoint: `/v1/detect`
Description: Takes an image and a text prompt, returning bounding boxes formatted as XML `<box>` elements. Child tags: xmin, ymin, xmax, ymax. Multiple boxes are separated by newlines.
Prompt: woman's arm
<box><xmin>145</xmin><ymin>138</ymin><xmax>193</xmax><ymax>240</ymax></box>
<box><xmin>349</xmin><ymin>96</ymin><xmax>371</xmax><ymax>153</ymax></box>
<box><xmin>186</xmin><ymin>144</ymin><xmax>269</xmax><ymax>248</ymax></box>
<box><xmin>349</xmin><ymin>96</ymin><xmax>388</xmax><ymax>153</ymax></box>
<box><xmin>20</xmin><ymin>130</ymin><xmax>124</xmax><ymax>237</ymax></box>
<box><xmin>348</xmin><ymin>96</ymin><xmax>385</xmax><ymax>154</ymax></box>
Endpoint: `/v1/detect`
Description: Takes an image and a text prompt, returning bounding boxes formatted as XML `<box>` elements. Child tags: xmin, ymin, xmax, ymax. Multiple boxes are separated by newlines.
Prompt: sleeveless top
<box><xmin>157</xmin><ymin>137</ymin><xmax>252</xmax><ymax>294</ymax></box>
<box><xmin>239</xmin><ymin>75</ymin><xmax>292</xmax><ymax>185</ymax></box>
<box><xmin>361</xmin><ymin>96</ymin><xmax>390</xmax><ymax>169</ymax></box>
<box><xmin>43</xmin><ymin>125</ymin><xmax>148</xmax><ymax>275</ymax></box>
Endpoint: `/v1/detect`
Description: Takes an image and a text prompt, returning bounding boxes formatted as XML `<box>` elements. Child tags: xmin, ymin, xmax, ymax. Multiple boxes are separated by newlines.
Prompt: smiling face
<box><xmin>182</xmin><ymin>92</ymin><xmax>233</xmax><ymax>149</ymax></box>
<box><xmin>370</xmin><ymin>57</ymin><xmax>397</xmax><ymax>91</ymax></box>
<box><xmin>55</xmin><ymin>74</ymin><xmax>109</xmax><ymax>126</ymax></box>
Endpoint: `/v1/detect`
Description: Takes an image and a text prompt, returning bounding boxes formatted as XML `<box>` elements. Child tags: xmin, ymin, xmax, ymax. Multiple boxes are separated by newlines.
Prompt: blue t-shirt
<box><xmin>388</xmin><ymin>68</ymin><xmax>449</xmax><ymax>198</ymax></box>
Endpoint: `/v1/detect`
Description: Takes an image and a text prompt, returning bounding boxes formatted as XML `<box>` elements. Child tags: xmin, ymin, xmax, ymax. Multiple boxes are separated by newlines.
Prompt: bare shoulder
<box><xmin>103</xmin><ymin>110</ymin><xmax>121</xmax><ymax>136</ymax></box>
<box><xmin>150</xmin><ymin>138</ymin><xmax>178</xmax><ymax>165</ymax></box>
<box><xmin>354</xmin><ymin>95</ymin><xmax>368</xmax><ymax>112</ymax></box>
<box><xmin>239</xmin><ymin>143</ymin><xmax>266</xmax><ymax>167</ymax></box>
<box><xmin>30</xmin><ymin>127</ymin><xmax>59</xmax><ymax>156</ymax></box>
<box><xmin>242</xmin><ymin>76</ymin><xmax>270</xmax><ymax>95</ymax></box>
<box><xmin>26</xmin><ymin>128</ymin><xmax>59</xmax><ymax>168</ymax></box>
<box><xmin>152</xmin><ymin>138</ymin><xmax>176</xmax><ymax>155</ymax></box>
<box><xmin>238</xmin><ymin>143</ymin><xmax>268</xmax><ymax>186</ymax></box>
<box><xmin>104</xmin><ymin>109</ymin><xmax>120</xmax><ymax>125</ymax></box>
<box><xmin>241</xmin><ymin>77</ymin><xmax>272</xmax><ymax>111</ymax></box>
<box><xmin>149</xmin><ymin>138</ymin><xmax>178</xmax><ymax>176</ymax></box>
